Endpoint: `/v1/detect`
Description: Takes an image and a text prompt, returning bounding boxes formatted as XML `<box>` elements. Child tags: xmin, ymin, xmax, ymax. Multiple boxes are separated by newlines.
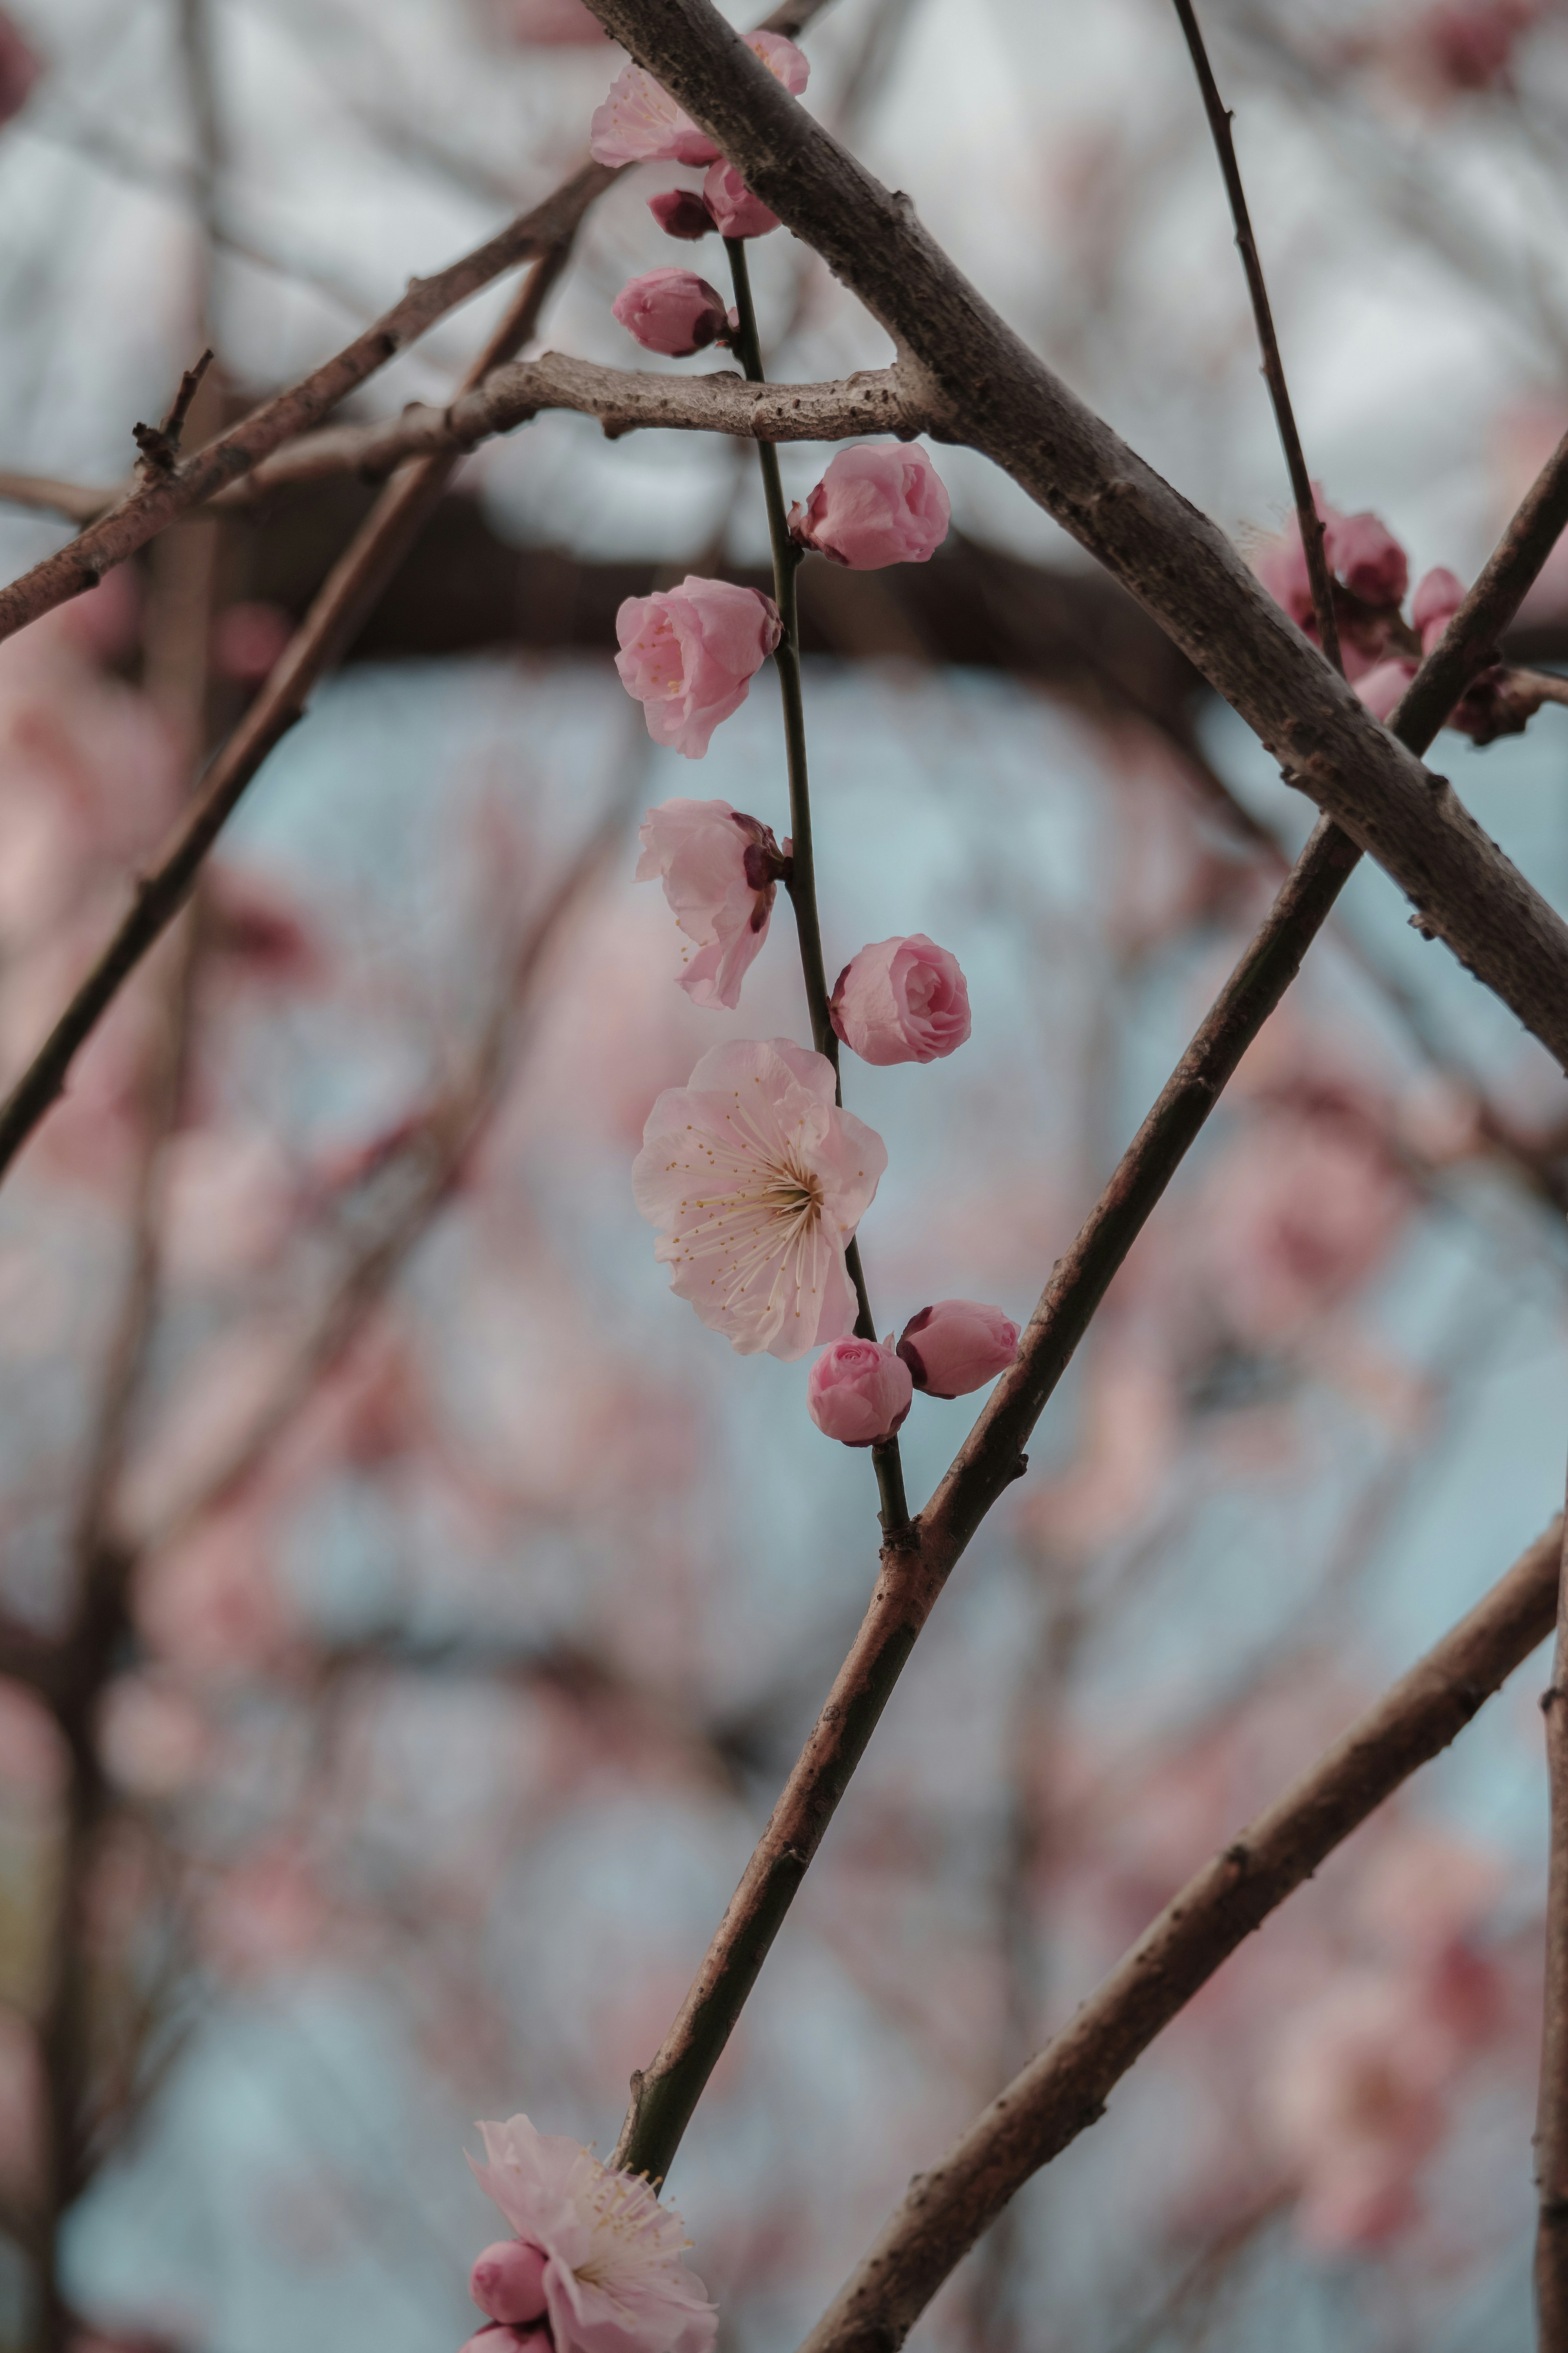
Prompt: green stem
<box><xmin>724</xmin><ymin>238</ymin><xmax>908</xmax><ymax>1536</ymax></box>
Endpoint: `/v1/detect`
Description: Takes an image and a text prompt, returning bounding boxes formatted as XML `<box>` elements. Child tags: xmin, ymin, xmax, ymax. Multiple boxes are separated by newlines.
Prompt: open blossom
<box><xmin>616</xmin><ymin>578</ymin><xmax>781</xmax><ymax>758</ymax></box>
<box><xmin>468</xmin><ymin>2114</ymin><xmax>715</xmax><ymax>2353</ymax></box>
<box><xmin>897</xmin><ymin>1300</ymin><xmax>1019</xmax><ymax>1397</ymax></box>
<box><xmin>702</xmin><ymin>161</ymin><xmax>779</xmax><ymax>238</ymax></box>
<box><xmin>612</xmin><ymin>268</ymin><xmax>729</xmax><ymax>358</ymax></box>
<box><xmin>790</xmin><ymin>443</ymin><xmax>950</xmax><ymax>569</ymax></box>
<box><xmin>589</xmin><ymin>35</ymin><xmax>808</xmax><ymax>165</ymax></box>
<box><xmin>1251</xmin><ymin>486</ymin><xmax>1410</xmax><ymax>678</ymax></box>
<box><xmin>830</xmin><ymin>935</ymin><xmax>971</xmax><ymax>1065</ymax></box>
<box><xmin>807</xmin><ymin>1338</ymin><xmax>912</xmax><ymax>1445</ymax></box>
<box><xmin>633</xmin><ymin>1038</ymin><xmax>886</xmax><ymax>1359</ymax></box>
<box><xmin>636</xmin><ymin>797</ymin><xmax>789</xmax><ymax>1009</ymax></box>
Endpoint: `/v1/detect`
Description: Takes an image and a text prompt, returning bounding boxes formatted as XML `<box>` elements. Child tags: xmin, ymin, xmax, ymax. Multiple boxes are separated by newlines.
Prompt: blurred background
<box><xmin>0</xmin><ymin>0</ymin><xmax>1568</xmax><ymax>2348</ymax></box>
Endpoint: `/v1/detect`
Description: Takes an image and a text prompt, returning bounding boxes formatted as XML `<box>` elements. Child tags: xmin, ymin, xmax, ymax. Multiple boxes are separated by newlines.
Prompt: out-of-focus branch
<box><xmin>584</xmin><ymin>0</ymin><xmax>1568</xmax><ymax>1074</ymax></box>
<box><xmin>797</xmin><ymin>1517</ymin><xmax>1564</xmax><ymax>2353</ymax></box>
<box><xmin>1539</xmin><ymin>1507</ymin><xmax>1568</xmax><ymax>2330</ymax></box>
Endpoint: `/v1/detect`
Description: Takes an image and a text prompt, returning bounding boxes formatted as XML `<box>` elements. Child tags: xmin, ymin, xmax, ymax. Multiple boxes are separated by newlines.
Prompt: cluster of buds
<box><xmin>649</xmin><ymin>161</ymin><xmax>781</xmax><ymax>243</ymax></box>
<box><xmin>807</xmin><ymin>1303</ymin><xmax>1022</xmax><ymax>1448</ymax></box>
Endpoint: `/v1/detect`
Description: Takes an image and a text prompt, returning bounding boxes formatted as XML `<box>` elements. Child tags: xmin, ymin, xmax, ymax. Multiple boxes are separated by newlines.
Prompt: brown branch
<box><xmin>582</xmin><ymin>0</ymin><xmax>1568</xmax><ymax>1077</ymax></box>
<box><xmin>796</xmin><ymin>1517</ymin><xmax>1564</xmax><ymax>2353</ymax></box>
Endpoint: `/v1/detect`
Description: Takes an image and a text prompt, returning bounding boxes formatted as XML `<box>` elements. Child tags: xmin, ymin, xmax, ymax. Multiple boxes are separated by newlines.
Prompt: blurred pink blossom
<box><xmin>829</xmin><ymin>934</ymin><xmax>971</xmax><ymax>1064</ymax></box>
<box><xmin>134</xmin><ymin>1502</ymin><xmax>291</xmax><ymax>1680</ymax></box>
<box><xmin>806</xmin><ymin>1337</ymin><xmax>912</xmax><ymax>1445</ymax></box>
<box><xmin>1354</xmin><ymin>656</ymin><xmax>1417</xmax><ymax>722</ymax></box>
<box><xmin>589</xmin><ymin>63</ymin><xmax>720</xmax><ymax>165</ymax></box>
<box><xmin>471</xmin><ymin>2240</ymin><xmax>550</xmax><ymax>2325</ymax></box>
<box><xmin>0</xmin><ymin>12</ymin><xmax>38</xmax><ymax>126</ymax></box>
<box><xmin>789</xmin><ymin>444</ymin><xmax>950</xmax><ymax>569</ymax></box>
<box><xmin>211</xmin><ymin>600</ymin><xmax>293</xmax><ymax>685</ymax></box>
<box><xmin>1412</xmin><ymin>563</ymin><xmax>1466</xmax><ymax>648</ymax></box>
<box><xmin>897</xmin><ymin>1300</ymin><xmax>1018</xmax><ymax>1396</ymax></box>
<box><xmin>611</xmin><ymin>267</ymin><xmax>730</xmax><ymax>357</ymax></box>
<box><xmin>702</xmin><ymin>161</ymin><xmax>779</xmax><ymax>238</ymax></box>
<box><xmin>648</xmin><ymin>188</ymin><xmax>714</xmax><ymax>241</ymax></box>
<box><xmin>636</xmin><ymin>797</ymin><xmax>788</xmax><ymax>1009</ymax></box>
<box><xmin>202</xmin><ymin>1843</ymin><xmax>325</xmax><ymax>1978</ymax></box>
<box><xmin>97</xmin><ymin>1674</ymin><xmax>210</xmax><ymax>1798</ymax></box>
<box><xmin>468</xmin><ymin>2114</ymin><xmax>716</xmax><ymax>2353</ymax></box>
<box><xmin>501</xmin><ymin>0</ymin><xmax>606</xmax><ymax>40</ymax></box>
<box><xmin>156</xmin><ymin>1127</ymin><xmax>295</xmax><ymax>1282</ymax></box>
<box><xmin>615</xmin><ymin>577</ymin><xmax>780</xmax><ymax>758</ymax></box>
<box><xmin>205</xmin><ymin>862</ymin><xmax>324</xmax><ymax>988</ymax></box>
<box><xmin>1415</xmin><ymin>0</ymin><xmax>1539</xmax><ymax>89</ymax></box>
<box><xmin>1324</xmin><ymin>509</ymin><xmax>1409</xmax><ymax>607</ymax></box>
<box><xmin>633</xmin><ymin>1037</ymin><xmax>885</xmax><ymax>1358</ymax></box>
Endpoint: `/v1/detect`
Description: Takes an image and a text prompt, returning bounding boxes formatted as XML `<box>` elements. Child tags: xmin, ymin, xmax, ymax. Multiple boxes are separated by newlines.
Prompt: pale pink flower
<box><xmin>702</xmin><ymin>161</ymin><xmax>779</xmax><ymax>239</ymax></box>
<box><xmin>632</xmin><ymin>1037</ymin><xmax>886</xmax><ymax>1359</ymax></box>
<box><xmin>615</xmin><ymin>578</ymin><xmax>781</xmax><ymax>758</ymax></box>
<box><xmin>471</xmin><ymin>2240</ymin><xmax>550</xmax><ymax>2325</ymax></box>
<box><xmin>748</xmin><ymin>31</ymin><xmax>810</xmax><ymax>93</ymax></box>
<box><xmin>789</xmin><ymin>443</ymin><xmax>950</xmax><ymax>569</ymax></box>
<box><xmin>1252</xmin><ymin>513</ymin><xmax>1321</xmax><ymax>631</ymax></box>
<box><xmin>806</xmin><ymin>1337</ymin><xmax>911</xmax><ymax>1445</ymax></box>
<box><xmin>897</xmin><ymin>1300</ymin><xmax>1019</xmax><ymax>1396</ymax></box>
<box><xmin>469</xmin><ymin>2114</ymin><xmax>716</xmax><ymax>2353</ymax></box>
<box><xmin>1412</xmin><ymin>563</ymin><xmax>1466</xmax><ymax>649</ymax></box>
<box><xmin>1324</xmin><ymin>508</ymin><xmax>1409</xmax><ymax>607</ymax></box>
<box><xmin>648</xmin><ymin>188</ymin><xmax>714</xmax><ymax>241</ymax></box>
<box><xmin>1354</xmin><ymin>656</ymin><xmax>1417</xmax><ymax>722</ymax></box>
<box><xmin>830</xmin><ymin>934</ymin><xmax>971</xmax><ymax>1065</ymax></box>
<box><xmin>635</xmin><ymin>797</ymin><xmax>789</xmax><ymax>1009</ymax></box>
<box><xmin>611</xmin><ymin>268</ymin><xmax>729</xmax><ymax>358</ymax></box>
<box><xmin>589</xmin><ymin>35</ymin><xmax>806</xmax><ymax>166</ymax></box>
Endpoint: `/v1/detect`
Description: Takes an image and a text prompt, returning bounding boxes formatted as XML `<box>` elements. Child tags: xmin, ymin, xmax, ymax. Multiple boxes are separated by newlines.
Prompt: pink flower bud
<box><xmin>702</xmin><ymin>161</ymin><xmax>780</xmax><ymax>239</ymax></box>
<box><xmin>790</xmin><ymin>444</ymin><xmax>949</xmax><ymax>570</ymax></box>
<box><xmin>1412</xmin><ymin>565</ymin><xmax>1466</xmax><ymax>651</ymax></box>
<box><xmin>616</xmin><ymin>578</ymin><xmax>782</xmax><ymax>758</ymax></box>
<box><xmin>897</xmin><ymin>1300</ymin><xmax>1019</xmax><ymax>1398</ymax></box>
<box><xmin>1354</xmin><ymin>657</ymin><xmax>1418</xmax><ymax>723</ymax></box>
<box><xmin>611</xmin><ymin>268</ymin><xmax>730</xmax><ymax>358</ymax></box>
<box><xmin>1324</xmin><ymin>509</ymin><xmax>1409</xmax><ymax>608</ymax></box>
<box><xmin>458</xmin><ymin>2331</ymin><xmax>546</xmax><ymax>2353</ymax></box>
<box><xmin>470</xmin><ymin>2241</ymin><xmax>549</xmax><ymax>2326</ymax></box>
<box><xmin>830</xmin><ymin>935</ymin><xmax>971</xmax><ymax>1066</ymax></box>
<box><xmin>648</xmin><ymin>189</ymin><xmax>716</xmax><ymax>241</ymax></box>
<box><xmin>807</xmin><ymin>1338</ymin><xmax>912</xmax><ymax>1447</ymax></box>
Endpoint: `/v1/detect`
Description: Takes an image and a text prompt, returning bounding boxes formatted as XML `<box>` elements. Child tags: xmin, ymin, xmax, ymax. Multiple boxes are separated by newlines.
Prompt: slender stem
<box><xmin>724</xmin><ymin>234</ymin><xmax>908</xmax><ymax>1537</ymax></box>
<box><xmin>1539</xmin><ymin>1490</ymin><xmax>1568</xmax><ymax>2342</ymax></box>
<box><xmin>1171</xmin><ymin>0</ymin><xmax>1343</xmax><ymax>675</ymax></box>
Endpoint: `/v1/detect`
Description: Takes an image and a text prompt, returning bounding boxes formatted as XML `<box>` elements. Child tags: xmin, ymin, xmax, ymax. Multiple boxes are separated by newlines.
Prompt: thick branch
<box><xmin>798</xmin><ymin>1517</ymin><xmax>1564</xmax><ymax>2353</ymax></box>
<box><xmin>582</xmin><ymin>0</ymin><xmax>1568</xmax><ymax>1074</ymax></box>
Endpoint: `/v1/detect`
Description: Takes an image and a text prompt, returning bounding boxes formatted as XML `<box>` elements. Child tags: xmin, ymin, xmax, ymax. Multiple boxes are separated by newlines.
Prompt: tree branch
<box><xmin>797</xmin><ymin>1516</ymin><xmax>1564</xmax><ymax>2353</ymax></box>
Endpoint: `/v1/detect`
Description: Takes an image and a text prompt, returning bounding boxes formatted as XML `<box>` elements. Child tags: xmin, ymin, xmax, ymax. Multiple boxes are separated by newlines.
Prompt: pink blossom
<box><xmin>807</xmin><ymin>1337</ymin><xmax>912</xmax><ymax>1445</ymax></box>
<box><xmin>611</xmin><ymin>268</ymin><xmax>729</xmax><ymax>358</ymax></box>
<box><xmin>635</xmin><ymin>797</ymin><xmax>788</xmax><ymax>1009</ymax></box>
<box><xmin>1354</xmin><ymin>656</ymin><xmax>1417</xmax><ymax>722</ymax></box>
<box><xmin>632</xmin><ymin>1037</ymin><xmax>886</xmax><ymax>1359</ymax></box>
<box><xmin>471</xmin><ymin>2241</ymin><xmax>550</xmax><ymax>2326</ymax></box>
<box><xmin>615</xmin><ymin>577</ymin><xmax>781</xmax><ymax>758</ymax></box>
<box><xmin>648</xmin><ymin>189</ymin><xmax>714</xmax><ymax>241</ymax></box>
<box><xmin>702</xmin><ymin>161</ymin><xmax>779</xmax><ymax>239</ymax></box>
<box><xmin>789</xmin><ymin>443</ymin><xmax>950</xmax><ymax>569</ymax></box>
<box><xmin>1323</xmin><ymin>508</ymin><xmax>1409</xmax><ymax>607</ymax></box>
<box><xmin>1413</xmin><ymin>564</ymin><xmax>1466</xmax><ymax>649</ymax></box>
<box><xmin>897</xmin><ymin>1300</ymin><xmax>1019</xmax><ymax>1397</ymax></box>
<box><xmin>1418</xmin><ymin>0</ymin><xmax>1537</xmax><ymax>90</ymax></box>
<box><xmin>1253</xmin><ymin>514</ymin><xmax>1320</xmax><ymax>632</ymax></box>
<box><xmin>830</xmin><ymin>934</ymin><xmax>971</xmax><ymax>1065</ymax></box>
<box><xmin>469</xmin><ymin>2114</ymin><xmax>716</xmax><ymax>2353</ymax></box>
<box><xmin>212</xmin><ymin>600</ymin><xmax>293</xmax><ymax>685</ymax></box>
<box><xmin>589</xmin><ymin>36</ymin><xmax>806</xmax><ymax>166</ymax></box>
<box><xmin>748</xmin><ymin>31</ymin><xmax>810</xmax><ymax>93</ymax></box>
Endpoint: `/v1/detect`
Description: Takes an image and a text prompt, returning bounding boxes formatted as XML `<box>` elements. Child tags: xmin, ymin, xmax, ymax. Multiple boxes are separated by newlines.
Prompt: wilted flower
<box><xmin>830</xmin><ymin>934</ymin><xmax>971</xmax><ymax>1064</ymax></box>
<box><xmin>790</xmin><ymin>443</ymin><xmax>951</xmax><ymax>569</ymax></box>
<box><xmin>468</xmin><ymin>2114</ymin><xmax>716</xmax><ymax>2353</ymax></box>
<box><xmin>897</xmin><ymin>1300</ymin><xmax>1019</xmax><ymax>1396</ymax></box>
<box><xmin>807</xmin><ymin>1337</ymin><xmax>912</xmax><ymax>1445</ymax></box>
<box><xmin>636</xmin><ymin>797</ymin><xmax>789</xmax><ymax>1009</ymax></box>
<box><xmin>615</xmin><ymin>578</ymin><xmax>781</xmax><ymax>758</ymax></box>
<box><xmin>633</xmin><ymin>1037</ymin><xmax>886</xmax><ymax>1359</ymax></box>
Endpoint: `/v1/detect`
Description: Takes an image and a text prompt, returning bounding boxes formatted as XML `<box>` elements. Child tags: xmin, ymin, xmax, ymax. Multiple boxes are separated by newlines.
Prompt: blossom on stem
<box><xmin>790</xmin><ymin>443</ymin><xmax>950</xmax><ymax>569</ymax></box>
<box><xmin>615</xmin><ymin>578</ymin><xmax>781</xmax><ymax>758</ymax></box>
<box><xmin>633</xmin><ymin>1038</ymin><xmax>886</xmax><ymax>1360</ymax></box>
<box><xmin>468</xmin><ymin>2115</ymin><xmax>716</xmax><ymax>2353</ymax></box>
<box><xmin>807</xmin><ymin>1338</ymin><xmax>912</xmax><ymax>1446</ymax></box>
<box><xmin>636</xmin><ymin>797</ymin><xmax>789</xmax><ymax>1010</ymax></box>
<box><xmin>588</xmin><ymin>35</ymin><xmax>807</xmax><ymax>165</ymax></box>
<box><xmin>830</xmin><ymin>935</ymin><xmax>971</xmax><ymax>1065</ymax></box>
<box><xmin>897</xmin><ymin>1300</ymin><xmax>1019</xmax><ymax>1397</ymax></box>
<box><xmin>648</xmin><ymin>189</ymin><xmax>715</xmax><ymax>241</ymax></box>
<box><xmin>612</xmin><ymin>268</ymin><xmax>730</xmax><ymax>358</ymax></box>
<box><xmin>702</xmin><ymin>161</ymin><xmax>780</xmax><ymax>238</ymax></box>
<box><xmin>1323</xmin><ymin>509</ymin><xmax>1409</xmax><ymax>609</ymax></box>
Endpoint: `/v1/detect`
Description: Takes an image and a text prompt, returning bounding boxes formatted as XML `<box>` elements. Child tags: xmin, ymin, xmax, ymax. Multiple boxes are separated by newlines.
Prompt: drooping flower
<box><xmin>633</xmin><ymin>1038</ymin><xmax>886</xmax><ymax>1359</ymax></box>
<box><xmin>648</xmin><ymin>188</ymin><xmax>715</xmax><ymax>241</ymax></box>
<box><xmin>789</xmin><ymin>443</ymin><xmax>950</xmax><ymax>570</ymax></box>
<box><xmin>897</xmin><ymin>1300</ymin><xmax>1019</xmax><ymax>1397</ymax></box>
<box><xmin>615</xmin><ymin>578</ymin><xmax>781</xmax><ymax>758</ymax></box>
<box><xmin>636</xmin><ymin>798</ymin><xmax>789</xmax><ymax>1010</ymax></box>
<box><xmin>588</xmin><ymin>35</ymin><xmax>808</xmax><ymax>166</ymax></box>
<box><xmin>830</xmin><ymin>935</ymin><xmax>971</xmax><ymax>1065</ymax></box>
<box><xmin>468</xmin><ymin>2114</ymin><xmax>716</xmax><ymax>2353</ymax></box>
<box><xmin>702</xmin><ymin>161</ymin><xmax>779</xmax><ymax>239</ymax></box>
<box><xmin>807</xmin><ymin>1337</ymin><xmax>912</xmax><ymax>1445</ymax></box>
<box><xmin>612</xmin><ymin>268</ymin><xmax>730</xmax><ymax>358</ymax></box>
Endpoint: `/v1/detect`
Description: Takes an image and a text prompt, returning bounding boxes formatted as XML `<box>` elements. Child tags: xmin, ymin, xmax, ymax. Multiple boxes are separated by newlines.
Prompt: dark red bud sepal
<box><xmin>896</xmin><ymin>1304</ymin><xmax>935</xmax><ymax>1390</ymax></box>
<box><xmin>647</xmin><ymin>189</ymin><xmax>716</xmax><ymax>241</ymax></box>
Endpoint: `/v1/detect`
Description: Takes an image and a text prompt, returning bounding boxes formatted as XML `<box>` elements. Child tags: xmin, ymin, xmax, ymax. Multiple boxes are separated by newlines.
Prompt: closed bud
<box><xmin>897</xmin><ymin>1300</ymin><xmax>1019</xmax><ymax>1398</ymax></box>
<box><xmin>470</xmin><ymin>2240</ymin><xmax>550</xmax><ymax>2326</ymax></box>
<box><xmin>807</xmin><ymin>1338</ymin><xmax>912</xmax><ymax>1447</ymax></box>
<box><xmin>611</xmin><ymin>268</ymin><xmax>730</xmax><ymax>358</ymax></box>
<box><xmin>647</xmin><ymin>189</ymin><xmax>715</xmax><ymax>241</ymax></box>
